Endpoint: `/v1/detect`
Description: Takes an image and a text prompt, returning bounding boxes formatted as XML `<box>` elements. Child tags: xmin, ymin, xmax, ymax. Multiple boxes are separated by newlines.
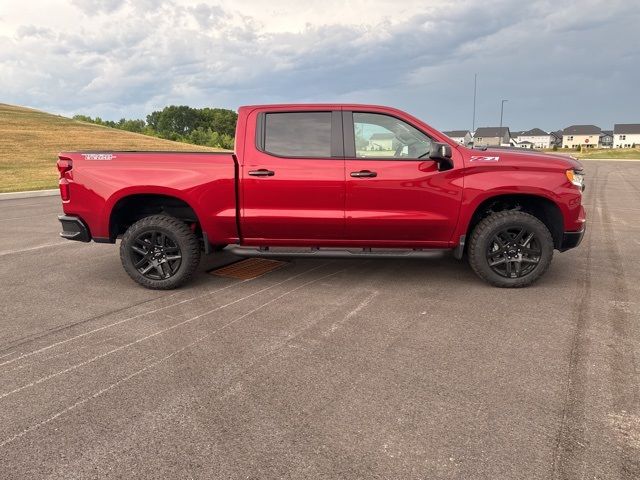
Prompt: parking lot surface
<box><xmin>0</xmin><ymin>161</ymin><xmax>638</xmax><ymax>479</ymax></box>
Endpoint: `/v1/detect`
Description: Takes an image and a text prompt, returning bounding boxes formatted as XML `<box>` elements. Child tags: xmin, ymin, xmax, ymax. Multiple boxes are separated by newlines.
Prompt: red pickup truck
<box><xmin>57</xmin><ymin>104</ymin><xmax>586</xmax><ymax>289</ymax></box>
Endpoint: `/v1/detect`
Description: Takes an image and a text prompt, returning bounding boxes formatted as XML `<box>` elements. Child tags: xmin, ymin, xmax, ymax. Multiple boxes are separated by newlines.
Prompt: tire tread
<box><xmin>119</xmin><ymin>215</ymin><xmax>201</xmax><ymax>290</ymax></box>
<box><xmin>468</xmin><ymin>210</ymin><xmax>554</xmax><ymax>288</ymax></box>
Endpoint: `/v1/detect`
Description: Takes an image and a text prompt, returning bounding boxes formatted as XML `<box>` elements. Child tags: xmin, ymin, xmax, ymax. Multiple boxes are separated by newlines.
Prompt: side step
<box><xmin>228</xmin><ymin>246</ymin><xmax>451</xmax><ymax>260</ymax></box>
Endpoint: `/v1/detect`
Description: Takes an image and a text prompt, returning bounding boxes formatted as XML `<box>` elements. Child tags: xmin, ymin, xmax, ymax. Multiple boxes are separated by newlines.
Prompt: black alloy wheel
<box><xmin>120</xmin><ymin>215</ymin><xmax>201</xmax><ymax>290</ymax></box>
<box><xmin>486</xmin><ymin>227</ymin><xmax>541</xmax><ymax>278</ymax></box>
<box><xmin>130</xmin><ymin>230</ymin><xmax>182</xmax><ymax>280</ymax></box>
<box><xmin>467</xmin><ymin>210</ymin><xmax>554</xmax><ymax>288</ymax></box>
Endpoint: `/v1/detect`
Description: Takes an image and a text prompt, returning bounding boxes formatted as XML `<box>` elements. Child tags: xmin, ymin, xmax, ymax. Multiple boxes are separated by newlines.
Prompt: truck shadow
<box><xmin>196</xmin><ymin>249</ymin><xmax>479</xmax><ymax>288</ymax></box>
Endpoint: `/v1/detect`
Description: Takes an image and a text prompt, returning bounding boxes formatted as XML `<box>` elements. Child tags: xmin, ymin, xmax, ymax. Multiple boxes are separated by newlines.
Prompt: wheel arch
<box><xmin>465</xmin><ymin>193</ymin><xmax>564</xmax><ymax>249</ymax></box>
<box><xmin>109</xmin><ymin>192</ymin><xmax>201</xmax><ymax>241</ymax></box>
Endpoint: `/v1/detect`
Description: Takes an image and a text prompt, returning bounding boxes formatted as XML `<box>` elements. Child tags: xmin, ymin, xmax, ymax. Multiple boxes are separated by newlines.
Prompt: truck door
<box><xmin>343</xmin><ymin>111</ymin><xmax>462</xmax><ymax>246</ymax></box>
<box><xmin>240</xmin><ymin>109</ymin><xmax>346</xmax><ymax>242</ymax></box>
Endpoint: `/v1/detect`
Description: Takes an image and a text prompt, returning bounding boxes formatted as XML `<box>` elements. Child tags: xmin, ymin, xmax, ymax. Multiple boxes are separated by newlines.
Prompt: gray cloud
<box><xmin>188</xmin><ymin>3</ymin><xmax>229</xmax><ymax>28</ymax></box>
<box><xmin>0</xmin><ymin>0</ymin><xmax>638</xmax><ymax>131</ymax></box>
<box><xmin>71</xmin><ymin>0</ymin><xmax>127</xmax><ymax>15</ymax></box>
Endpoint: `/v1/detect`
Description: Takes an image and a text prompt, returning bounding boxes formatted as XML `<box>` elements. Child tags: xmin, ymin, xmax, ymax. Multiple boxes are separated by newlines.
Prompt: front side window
<box><xmin>264</xmin><ymin>112</ymin><xmax>332</xmax><ymax>157</ymax></box>
<box><xmin>353</xmin><ymin>112</ymin><xmax>432</xmax><ymax>159</ymax></box>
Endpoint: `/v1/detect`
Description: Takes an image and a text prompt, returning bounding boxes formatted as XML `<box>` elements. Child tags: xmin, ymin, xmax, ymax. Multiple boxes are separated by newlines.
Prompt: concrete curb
<box><xmin>0</xmin><ymin>189</ymin><xmax>58</xmax><ymax>200</ymax></box>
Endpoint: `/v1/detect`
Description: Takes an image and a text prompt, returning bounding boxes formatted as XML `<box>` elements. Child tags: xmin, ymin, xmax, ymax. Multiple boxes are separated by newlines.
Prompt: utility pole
<box><xmin>499</xmin><ymin>99</ymin><xmax>508</xmax><ymax>146</ymax></box>
<box><xmin>472</xmin><ymin>74</ymin><xmax>477</xmax><ymax>133</ymax></box>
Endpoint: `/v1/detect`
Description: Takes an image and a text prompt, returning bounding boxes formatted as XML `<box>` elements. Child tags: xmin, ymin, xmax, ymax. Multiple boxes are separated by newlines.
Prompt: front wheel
<box><xmin>468</xmin><ymin>210</ymin><xmax>554</xmax><ymax>288</ymax></box>
<box><xmin>120</xmin><ymin>215</ymin><xmax>201</xmax><ymax>289</ymax></box>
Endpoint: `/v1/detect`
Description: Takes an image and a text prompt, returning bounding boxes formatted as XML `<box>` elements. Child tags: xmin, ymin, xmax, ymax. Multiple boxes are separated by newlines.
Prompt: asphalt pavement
<box><xmin>0</xmin><ymin>160</ymin><xmax>638</xmax><ymax>479</ymax></box>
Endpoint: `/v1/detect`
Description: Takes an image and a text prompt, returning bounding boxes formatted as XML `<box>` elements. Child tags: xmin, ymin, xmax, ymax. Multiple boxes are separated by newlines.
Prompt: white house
<box><xmin>443</xmin><ymin>130</ymin><xmax>472</xmax><ymax>146</ymax></box>
<box><xmin>509</xmin><ymin>131</ymin><xmax>525</xmax><ymax>146</ymax></box>
<box><xmin>514</xmin><ymin>140</ymin><xmax>534</xmax><ymax>149</ymax></box>
<box><xmin>613</xmin><ymin>124</ymin><xmax>640</xmax><ymax>148</ymax></box>
<box><xmin>367</xmin><ymin>132</ymin><xmax>396</xmax><ymax>152</ymax></box>
<box><xmin>513</xmin><ymin>128</ymin><xmax>554</xmax><ymax>149</ymax></box>
<box><xmin>562</xmin><ymin>125</ymin><xmax>601</xmax><ymax>148</ymax></box>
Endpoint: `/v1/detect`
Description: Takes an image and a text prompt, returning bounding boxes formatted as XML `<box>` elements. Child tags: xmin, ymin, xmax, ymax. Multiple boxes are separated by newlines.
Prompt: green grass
<box><xmin>545</xmin><ymin>147</ymin><xmax>640</xmax><ymax>159</ymax></box>
<box><xmin>0</xmin><ymin>103</ymin><xmax>224</xmax><ymax>193</ymax></box>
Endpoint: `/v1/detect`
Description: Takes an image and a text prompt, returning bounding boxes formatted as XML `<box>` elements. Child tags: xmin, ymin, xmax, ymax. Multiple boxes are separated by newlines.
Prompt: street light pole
<box><xmin>472</xmin><ymin>73</ymin><xmax>477</xmax><ymax>133</ymax></box>
<box><xmin>499</xmin><ymin>99</ymin><xmax>508</xmax><ymax>146</ymax></box>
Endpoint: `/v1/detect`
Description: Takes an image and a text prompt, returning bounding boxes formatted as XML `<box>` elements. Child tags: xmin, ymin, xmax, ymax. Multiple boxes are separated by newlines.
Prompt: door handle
<box><xmin>248</xmin><ymin>169</ymin><xmax>275</xmax><ymax>177</ymax></box>
<box><xmin>350</xmin><ymin>170</ymin><xmax>377</xmax><ymax>178</ymax></box>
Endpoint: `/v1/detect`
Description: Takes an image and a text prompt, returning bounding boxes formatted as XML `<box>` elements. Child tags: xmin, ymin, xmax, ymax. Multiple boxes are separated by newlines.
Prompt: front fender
<box><xmin>452</xmin><ymin>167</ymin><xmax>578</xmax><ymax>243</ymax></box>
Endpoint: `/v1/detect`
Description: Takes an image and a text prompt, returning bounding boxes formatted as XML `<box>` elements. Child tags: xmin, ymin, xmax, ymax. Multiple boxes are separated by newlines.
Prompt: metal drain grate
<box><xmin>208</xmin><ymin>258</ymin><xmax>289</xmax><ymax>280</ymax></box>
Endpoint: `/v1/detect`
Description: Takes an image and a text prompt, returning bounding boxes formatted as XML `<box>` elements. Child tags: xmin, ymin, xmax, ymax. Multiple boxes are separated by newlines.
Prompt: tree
<box><xmin>119</xmin><ymin>119</ymin><xmax>145</xmax><ymax>133</ymax></box>
<box><xmin>146</xmin><ymin>111</ymin><xmax>161</xmax><ymax>131</ymax></box>
<box><xmin>149</xmin><ymin>105</ymin><xmax>199</xmax><ymax>138</ymax></box>
<box><xmin>73</xmin><ymin>114</ymin><xmax>93</xmax><ymax>123</ymax></box>
<box><xmin>76</xmin><ymin>105</ymin><xmax>236</xmax><ymax>150</ymax></box>
<box><xmin>197</xmin><ymin>108</ymin><xmax>237</xmax><ymax>137</ymax></box>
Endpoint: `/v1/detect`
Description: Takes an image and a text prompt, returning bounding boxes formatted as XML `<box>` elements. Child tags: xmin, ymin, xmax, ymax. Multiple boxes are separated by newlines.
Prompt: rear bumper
<box><xmin>559</xmin><ymin>226</ymin><xmax>585</xmax><ymax>252</ymax></box>
<box><xmin>58</xmin><ymin>215</ymin><xmax>91</xmax><ymax>242</ymax></box>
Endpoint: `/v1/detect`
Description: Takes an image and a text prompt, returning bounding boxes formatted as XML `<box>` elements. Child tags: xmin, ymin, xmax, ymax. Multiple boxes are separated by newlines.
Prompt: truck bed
<box><xmin>58</xmin><ymin>150</ymin><xmax>239</xmax><ymax>243</ymax></box>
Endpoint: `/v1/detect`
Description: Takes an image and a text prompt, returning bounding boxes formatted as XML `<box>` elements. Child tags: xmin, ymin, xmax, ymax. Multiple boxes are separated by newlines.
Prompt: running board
<box><xmin>228</xmin><ymin>246</ymin><xmax>451</xmax><ymax>260</ymax></box>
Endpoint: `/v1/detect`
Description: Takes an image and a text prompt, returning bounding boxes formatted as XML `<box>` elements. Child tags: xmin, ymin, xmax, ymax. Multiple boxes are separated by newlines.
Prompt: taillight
<box><xmin>57</xmin><ymin>157</ymin><xmax>73</xmax><ymax>201</ymax></box>
<box><xmin>59</xmin><ymin>179</ymin><xmax>70</xmax><ymax>201</ymax></box>
<box><xmin>57</xmin><ymin>158</ymin><xmax>73</xmax><ymax>177</ymax></box>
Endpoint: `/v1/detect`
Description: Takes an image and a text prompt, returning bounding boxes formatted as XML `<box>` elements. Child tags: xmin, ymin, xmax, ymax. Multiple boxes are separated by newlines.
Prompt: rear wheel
<box><xmin>120</xmin><ymin>215</ymin><xmax>201</xmax><ymax>289</ymax></box>
<box><xmin>468</xmin><ymin>210</ymin><xmax>553</xmax><ymax>287</ymax></box>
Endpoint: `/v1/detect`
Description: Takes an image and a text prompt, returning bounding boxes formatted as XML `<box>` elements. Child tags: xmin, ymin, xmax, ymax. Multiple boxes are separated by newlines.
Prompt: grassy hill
<box><xmin>0</xmin><ymin>104</ymin><xmax>224</xmax><ymax>193</ymax></box>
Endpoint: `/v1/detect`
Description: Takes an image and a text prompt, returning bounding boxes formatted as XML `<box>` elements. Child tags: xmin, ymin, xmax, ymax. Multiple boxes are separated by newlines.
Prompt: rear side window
<box><xmin>263</xmin><ymin>112</ymin><xmax>332</xmax><ymax>157</ymax></box>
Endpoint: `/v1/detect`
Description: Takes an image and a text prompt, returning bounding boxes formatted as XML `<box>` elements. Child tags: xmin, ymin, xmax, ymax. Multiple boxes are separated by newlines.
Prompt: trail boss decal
<box><xmin>82</xmin><ymin>153</ymin><xmax>116</xmax><ymax>160</ymax></box>
<box><xmin>470</xmin><ymin>155</ymin><xmax>499</xmax><ymax>162</ymax></box>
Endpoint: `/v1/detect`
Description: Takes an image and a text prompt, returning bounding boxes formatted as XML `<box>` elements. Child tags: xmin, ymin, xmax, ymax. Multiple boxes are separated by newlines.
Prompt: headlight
<box><xmin>566</xmin><ymin>169</ymin><xmax>585</xmax><ymax>191</ymax></box>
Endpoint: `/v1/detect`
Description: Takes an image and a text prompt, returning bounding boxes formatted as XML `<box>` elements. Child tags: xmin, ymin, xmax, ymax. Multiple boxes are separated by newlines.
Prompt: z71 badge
<box><xmin>82</xmin><ymin>153</ymin><xmax>116</xmax><ymax>160</ymax></box>
<box><xmin>469</xmin><ymin>155</ymin><xmax>499</xmax><ymax>162</ymax></box>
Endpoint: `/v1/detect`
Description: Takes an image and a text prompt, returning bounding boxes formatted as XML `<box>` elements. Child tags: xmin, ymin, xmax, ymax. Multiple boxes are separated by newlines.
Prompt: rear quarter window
<box><xmin>264</xmin><ymin>112</ymin><xmax>332</xmax><ymax>158</ymax></box>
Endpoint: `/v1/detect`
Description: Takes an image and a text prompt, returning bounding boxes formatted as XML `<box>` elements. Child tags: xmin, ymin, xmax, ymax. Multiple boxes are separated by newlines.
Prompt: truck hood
<box><xmin>467</xmin><ymin>147</ymin><xmax>583</xmax><ymax>170</ymax></box>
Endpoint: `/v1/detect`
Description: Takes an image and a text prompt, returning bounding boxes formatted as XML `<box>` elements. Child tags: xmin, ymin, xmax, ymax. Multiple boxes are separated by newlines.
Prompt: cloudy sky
<box><xmin>1</xmin><ymin>0</ymin><xmax>638</xmax><ymax>131</ymax></box>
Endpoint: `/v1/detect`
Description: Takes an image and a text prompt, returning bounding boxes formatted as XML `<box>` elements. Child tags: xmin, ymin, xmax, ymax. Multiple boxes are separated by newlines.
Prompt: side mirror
<box><xmin>429</xmin><ymin>142</ymin><xmax>453</xmax><ymax>171</ymax></box>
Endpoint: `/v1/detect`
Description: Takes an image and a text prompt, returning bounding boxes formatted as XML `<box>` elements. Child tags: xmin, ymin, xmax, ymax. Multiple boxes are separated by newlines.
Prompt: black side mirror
<box><xmin>429</xmin><ymin>142</ymin><xmax>453</xmax><ymax>171</ymax></box>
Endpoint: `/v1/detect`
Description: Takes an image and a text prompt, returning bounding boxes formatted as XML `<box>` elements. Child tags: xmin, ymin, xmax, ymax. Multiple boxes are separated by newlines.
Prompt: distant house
<box><xmin>600</xmin><ymin>130</ymin><xmax>613</xmax><ymax>148</ymax></box>
<box><xmin>443</xmin><ymin>130</ymin><xmax>472</xmax><ymax>146</ymax></box>
<box><xmin>367</xmin><ymin>132</ymin><xmax>396</xmax><ymax>151</ymax></box>
<box><xmin>562</xmin><ymin>125</ymin><xmax>601</xmax><ymax>148</ymax></box>
<box><xmin>515</xmin><ymin>140</ymin><xmax>534</xmax><ymax>149</ymax></box>
<box><xmin>510</xmin><ymin>131</ymin><xmax>525</xmax><ymax>146</ymax></box>
<box><xmin>613</xmin><ymin>124</ymin><xmax>640</xmax><ymax>148</ymax></box>
<box><xmin>514</xmin><ymin>128</ymin><xmax>555</xmax><ymax>149</ymax></box>
<box><xmin>473</xmin><ymin>127</ymin><xmax>511</xmax><ymax>147</ymax></box>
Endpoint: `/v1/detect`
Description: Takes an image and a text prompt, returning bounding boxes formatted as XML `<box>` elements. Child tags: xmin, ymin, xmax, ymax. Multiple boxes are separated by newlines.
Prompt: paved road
<box><xmin>0</xmin><ymin>161</ymin><xmax>638</xmax><ymax>479</ymax></box>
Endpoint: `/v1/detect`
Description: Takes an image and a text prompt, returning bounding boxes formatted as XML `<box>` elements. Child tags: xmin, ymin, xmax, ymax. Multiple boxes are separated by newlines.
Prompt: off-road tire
<box><xmin>468</xmin><ymin>210</ymin><xmax>554</xmax><ymax>288</ymax></box>
<box><xmin>120</xmin><ymin>215</ymin><xmax>201</xmax><ymax>289</ymax></box>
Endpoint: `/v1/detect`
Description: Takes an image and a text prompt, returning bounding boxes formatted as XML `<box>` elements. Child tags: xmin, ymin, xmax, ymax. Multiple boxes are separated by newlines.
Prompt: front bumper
<box><xmin>58</xmin><ymin>215</ymin><xmax>91</xmax><ymax>242</ymax></box>
<box><xmin>559</xmin><ymin>226</ymin><xmax>585</xmax><ymax>251</ymax></box>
